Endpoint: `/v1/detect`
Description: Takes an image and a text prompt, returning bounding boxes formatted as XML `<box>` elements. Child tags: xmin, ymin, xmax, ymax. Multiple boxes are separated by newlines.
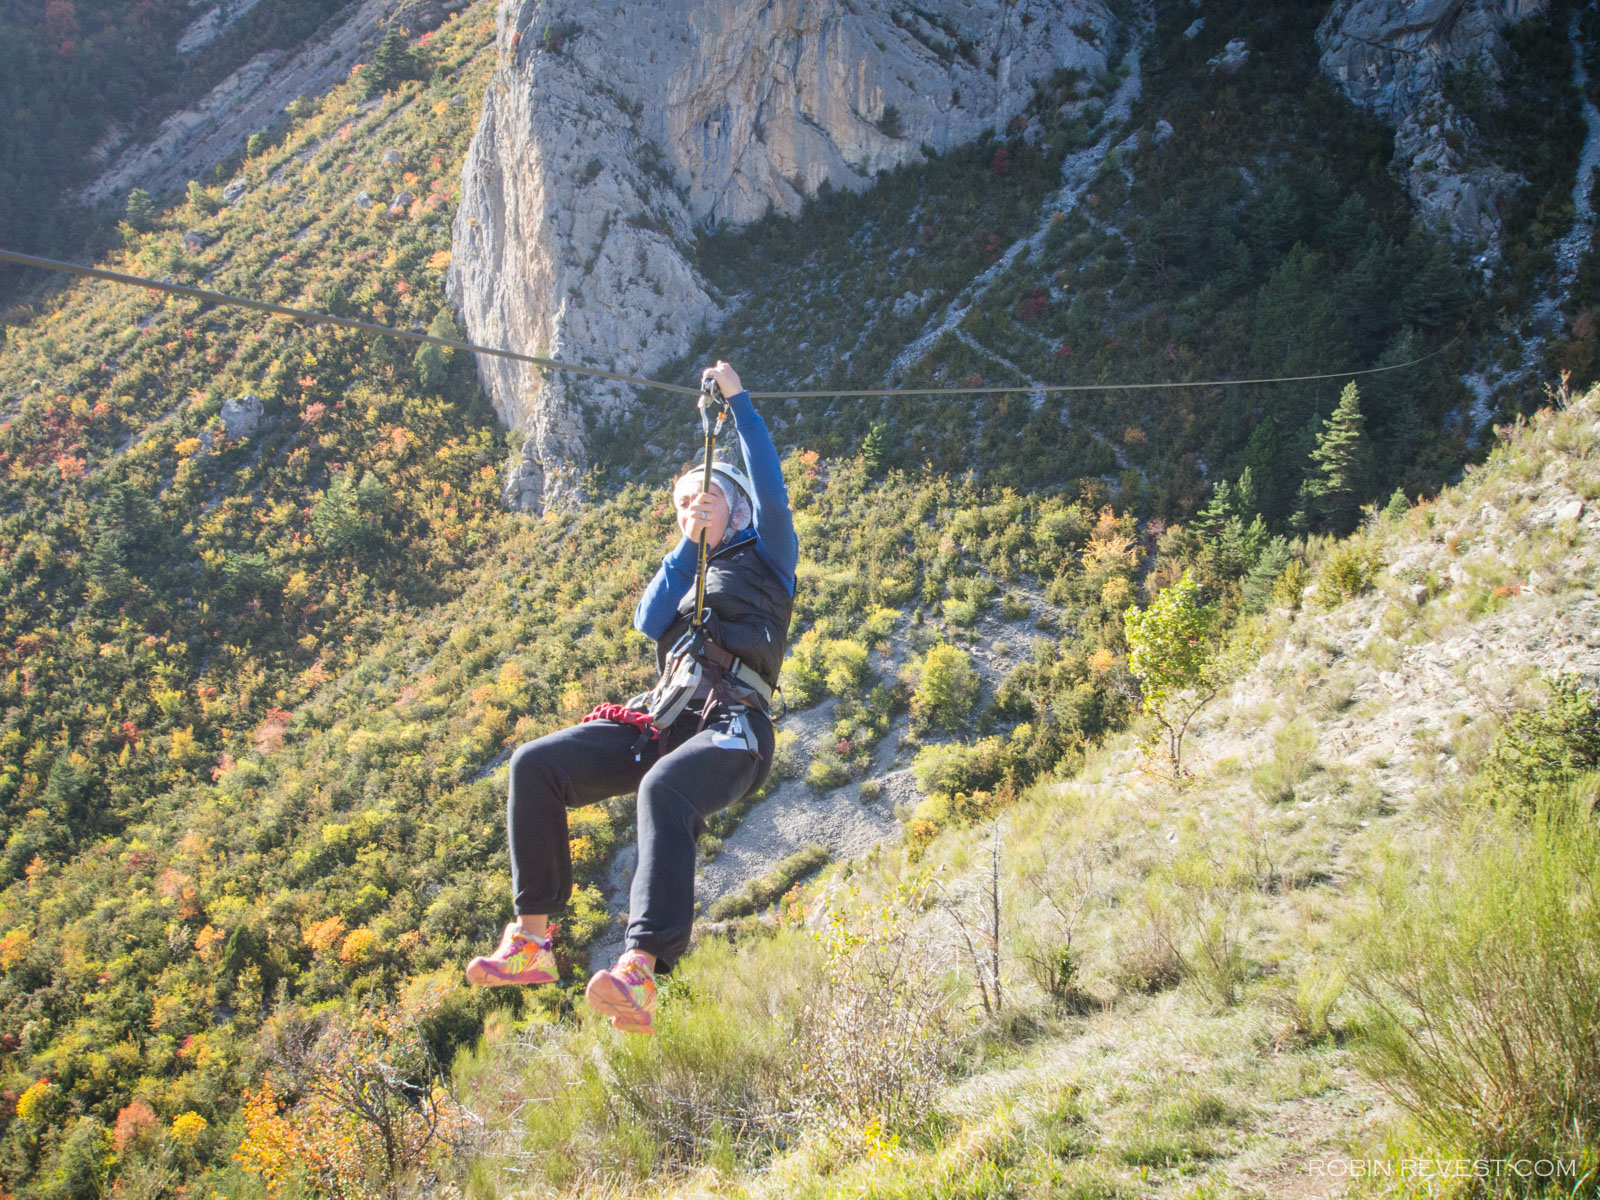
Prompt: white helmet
<box><xmin>675</xmin><ymin>459</ymin><xmax>754</xmax><ymax>533</ymax></box>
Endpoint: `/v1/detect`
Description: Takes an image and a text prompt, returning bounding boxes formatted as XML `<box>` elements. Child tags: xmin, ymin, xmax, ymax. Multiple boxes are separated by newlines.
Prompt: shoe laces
<box><xmin>616</xmin><ymin>953</ymin><xmax>654</xmax><ymax>988</ymax></box>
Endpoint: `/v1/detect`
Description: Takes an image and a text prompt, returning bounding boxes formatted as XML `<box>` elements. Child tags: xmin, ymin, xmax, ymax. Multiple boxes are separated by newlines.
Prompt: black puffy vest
<box><xmin>654</xmin><ymin>536</ymin><xmax>794</xmax><ymax>688</ymax></box>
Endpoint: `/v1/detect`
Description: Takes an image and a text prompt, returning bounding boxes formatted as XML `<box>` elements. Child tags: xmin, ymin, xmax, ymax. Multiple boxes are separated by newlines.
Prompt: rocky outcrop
<box><xmin>176</xmin><ymin>0</ymin><xmax>268</xmax><ymax>56</ymax></box>
<box><xmin>1318</xmin><ymin>0</ymin><xmax>1550</xmax><ymax>255</ymax></box>
<box><xmin>76</xmin><ymin>0</ymin><xmax>468</xmax><ymax>208</ymax></box>
<box><xmin>220</xmin><ymin>395</ymin><xmax>264</xmax><ymax>440</ymax></box>
<box><xmin>449</xmin><ymin>0</ymin><xmax>1115</xmax><ymax>510</ymax></box>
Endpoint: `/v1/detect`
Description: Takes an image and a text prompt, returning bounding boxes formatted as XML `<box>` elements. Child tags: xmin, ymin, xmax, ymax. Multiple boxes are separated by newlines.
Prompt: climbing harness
<box><xmin>581</xmin><ymin>377</ymin><xmax>769</xmax><ymax>760</ymax></box>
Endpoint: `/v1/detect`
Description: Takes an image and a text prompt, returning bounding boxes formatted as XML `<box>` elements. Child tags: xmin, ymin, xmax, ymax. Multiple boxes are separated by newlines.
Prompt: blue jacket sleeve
<box><xmin>726</xmin><ymin>390</ymin><xmax>798</xmax><ymax>595</ymax></box>
<box><xmin>634</xmin><ymin>537</ymin><xmax>699</xmax><ymax>639</ymax></box>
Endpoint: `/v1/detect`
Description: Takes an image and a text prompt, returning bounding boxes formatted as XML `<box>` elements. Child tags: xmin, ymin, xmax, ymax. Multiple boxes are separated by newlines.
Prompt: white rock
<box><xmin>1208</xmin><ymin>38</ymin><xmax>1248</xmax><ymax>72</ymax></box>
<box><xmin>1153</xmin><ymin>118</ymin><xmax>1175</xmax><ymax>144</ymax></box>
<box><xmin>177</xmin><ymin>0</ymin><xmax>266</xmax><ymax>55</ymax></box>
<box><xmin>450</xmin><ymin>0</ymin><xmax>1116</xmax><ymax>509</ymax></box>
<box><xmin>382</xmin><ymin>148</ymin><xmax>404</xmax><ymax>166</ymax></box>
<box><xmin>1316</xmin><ymin>0</ymin><xmax>1550</xmax><ymax>256</ymax></box>
<box><xmin>220</xmin><ymin>394</ymin><xmax>263</xmax><ymax>439</ymax></box>
<box><xmin>1409</xmin><ymin>583</ymin><xmax>1428</xmax><ymax>606</ymax></box>
<box><xmin>222</xmin><ymin>180</ymin><xmax>248</xmax><ymax>205</ymax></box>
<box><xmin>1556</xmin><ymin>498</ymin><xmax>1584</xmax><ymax>522</ymax></box>
<box><xmin>1447</xmin><ymin>562</ymin><xmax>1470</xmax><ymax>586</ymax></box>
<box><xmin>353</xmin><ymin>189</ymin><xmax>374</xmax><ymax>210</ymax></box>
<box><xmin>1183</xmin><ymin>18</ymin><xmax>1205</xmax><ymax>39</ymax></box>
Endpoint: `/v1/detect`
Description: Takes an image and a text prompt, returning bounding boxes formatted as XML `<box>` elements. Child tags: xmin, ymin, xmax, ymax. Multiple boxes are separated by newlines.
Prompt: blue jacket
<box><xmin>634</xmin><ymin>390</ymin><xmax>798</xmax><ymax>685</ymax></box>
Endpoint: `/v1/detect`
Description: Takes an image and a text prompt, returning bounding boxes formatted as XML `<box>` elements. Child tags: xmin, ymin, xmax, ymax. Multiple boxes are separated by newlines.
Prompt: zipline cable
<box><xmin>0</xmin><ymin>246</ymin><xmax>1456</xmax><ymax>399</ymax></box>
<box><xmin>0</xmin><ymin>246</ymin><xmax>704</xmax><ymax>395</ymax></box>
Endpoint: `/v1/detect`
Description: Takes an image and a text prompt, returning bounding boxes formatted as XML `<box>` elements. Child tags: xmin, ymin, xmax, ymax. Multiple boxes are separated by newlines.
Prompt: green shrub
<box><xmin>1000</xmin><ymin>592</ymin><xmax>1031</xmax><ymax>621</ymax></box>
<box><xmin>1270</xmin><ymin>558</ymin><xmax>1309</xmax><ymax>611</ymax></box>
<box><xmin>780</xmin><ymin>629</ymin><xmax>828</xmax><ymax>708</ymax></box>
<box><xmin>806</xmin><ymin>750</ymin><xmax>851</xmax><ymax>791</ymax></box>
<box><xmin>1481</xmin><ymin>674</ymin><xmax>1600</xmax><ymax>805</ymax></box>
<box><xmin>912</xmin><ymin>735</ymin><xmax>1009</xmax><ymax>801</ymax></box>
<box><xmin>941</xmin><ymin>597</ymin><xmax>981</xmax><ymax>626</ymax></box>
<box><xmin>1353</xmin><ymin>781</ymin><xmax>1600</xmax><ymax>1167</ymax></box>
<box><xmin>1249</xmin><ymin>717</ymin><xmax>1319</xmax><ymax>803</ymax></box>
<box><xmin>1313</xmin><ymin>542</ymin><xmax>1383</xmax><ymax>608</ymax></box>
<box><xmin>1142</xmin><ymin>854</ymin><xmax>1255</xmax><ymax>1008</ymax></box>
<box><xmin>783</xmin><ymin>632</ymin><xmax>875</xmax><ymax>707</ymax></box>
<box><xmin>822</xmin><ymin>639</ymin><xmax>872</xmax><ymax>695</ymax></box>
<box><xmin>706</xmin><ymin>843</ymin><xmax>829</xmax><ymax>921</ymax></box>
<box><xmin>1268</xmin><ymin>963</ymin><xmax>1346</xmax><ymax>1047</ymax></box>
<box><xmin>910</xmin><ymin>643</ymin><xmax>981</xmax><ymax>733</ymax></box>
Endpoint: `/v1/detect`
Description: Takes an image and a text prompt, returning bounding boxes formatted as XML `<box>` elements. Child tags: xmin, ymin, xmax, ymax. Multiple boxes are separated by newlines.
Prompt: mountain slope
<box><xmin>457</xmin><ymin>384</ymin><xmax>1600</xmax><ymax>1200</ymax></box>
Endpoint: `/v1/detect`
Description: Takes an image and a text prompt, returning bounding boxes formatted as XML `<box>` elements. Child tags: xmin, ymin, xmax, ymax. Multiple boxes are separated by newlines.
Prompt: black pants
<box><xmin>506</xmin><ymin>704</ymin><xmax>774</xmax><ymax>973</ymax></box>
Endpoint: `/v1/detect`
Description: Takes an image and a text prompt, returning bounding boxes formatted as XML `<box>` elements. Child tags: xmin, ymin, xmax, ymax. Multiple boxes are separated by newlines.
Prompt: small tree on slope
<box><xmin>1124</xmin><ymin>570</ymin><xmax>1236</xmax><ymax>780</ymax></box>
<box><xmin>1302</xmin><ymin>380</ymin><xmax>1372</xmax><ymax>535</ymax></box>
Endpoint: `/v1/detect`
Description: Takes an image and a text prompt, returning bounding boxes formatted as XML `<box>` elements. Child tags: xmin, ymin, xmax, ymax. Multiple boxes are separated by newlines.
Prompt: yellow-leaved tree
<box><xmin>235</xmin><ymin>979</ymin><xmax>466</xmax><ymax>1199</ymax></box>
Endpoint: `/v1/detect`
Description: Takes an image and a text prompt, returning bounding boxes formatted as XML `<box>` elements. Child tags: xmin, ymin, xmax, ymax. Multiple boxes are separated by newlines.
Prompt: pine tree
<box><xmin>86</xmin><ymin>480</ymin><xmax>164</xmax><ymax>610</ymax></box>
<box><xmin>1241</xmin><ymin>536</ymin><xmax>1294</xmax><ymax>612</ymax></box>
<box><xmin>311</xmin><ymin>471</ymin><xmax>385</xmax><ymax>557</ymax></box>
<box><xmin>1304</xmin><ymin>381</ymin><xmax>1372</xmax><ymax>534</ymax></box>
<box><xmin>414</xmin><ymin>309</ymin><xmax>463</xmax><ymax>393</ymax></box>
<box><xmin>362</xmin><ymin>28</ymin><xmax>424</xmax><ymax>98</ymax></box>
<box><xmin>1242</xmin><ymin>414</ymin><xmax>1290</xmax><ymax>524</ymax></box>
<box><xmin>1198</xmin><ymin>467</ymin><xmax>1267</xmax><ymax>582</ymax></box>
<box><xmin>860</xmin><ymin>422</ymin><xmax>888</xmax><ymax>474</ymax></box>
<box><xmin>1366</xmin><ymin>327</ymin><xmax>1427</xmax><ymax>484</ymax></box>
<box><xmin>123</xmin><ymin>189</ymin><xmax>155</xmax><ymax>232</ymax></box>
<box><xmin>1381</xmin><ymin>487</ymin><xmax>1409</xmax><ymax>522</ymax></box>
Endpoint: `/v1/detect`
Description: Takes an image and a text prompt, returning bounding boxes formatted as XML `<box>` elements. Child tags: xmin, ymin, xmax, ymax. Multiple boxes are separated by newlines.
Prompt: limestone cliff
<box><xmin>1317</xmin><ymin>0</ymin><xmax>1549</xmax><ymax>255</ymax></box>
<box><xmin>448</xmin><ymin>0</ymin><xmax>1115</xmax><ymax>510</ymax></box>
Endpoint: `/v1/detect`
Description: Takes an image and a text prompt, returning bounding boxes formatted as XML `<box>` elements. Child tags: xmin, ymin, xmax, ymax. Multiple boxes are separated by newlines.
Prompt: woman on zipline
<box><xmin>466</xmin><ymin>361</ymin><xmax>797</xmax><ymax>1033</ymax></box>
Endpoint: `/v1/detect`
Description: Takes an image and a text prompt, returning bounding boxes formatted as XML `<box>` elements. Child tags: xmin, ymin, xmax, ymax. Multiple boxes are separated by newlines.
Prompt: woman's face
<box><xmin>674</xmin><ymin>475</ymin><xmax>730</xmax><ymax>546</ymax></box>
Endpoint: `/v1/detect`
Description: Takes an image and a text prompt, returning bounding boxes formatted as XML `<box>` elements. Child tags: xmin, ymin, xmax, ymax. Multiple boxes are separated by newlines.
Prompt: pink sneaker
<box><xmin>466</xmin><ymin>923</ymin><xmax>558</xmax><ymax>987</ymax></box>
<box><xmin>585</xmin><ymin>950</ymin><xmax>656</xmax><ymax>1034</ymax></box>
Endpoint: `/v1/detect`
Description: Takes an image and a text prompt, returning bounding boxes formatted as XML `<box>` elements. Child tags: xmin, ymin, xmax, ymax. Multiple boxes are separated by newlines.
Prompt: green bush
<box><xmin>910</xmin><ymin>643</ymin><xmax>981</xmax><ymax>733</ymax></box>
<box><xmin>1481</xmin><ymin>675</ymin><xmax>1600</xmax><ymax>805</ymax></box>
<box><xmin>1249</xmin><ymin>717</ymin><xmax>1319</xmax><ymax>803</ymax></box>
<box><xmin>822</xmin><ymin>639</ymin><xmax>872</xmax><ymax>695</ymax></box>
<box><xmin>706</xmin><ymin>843</ymin><xmax>829</xmax><ymax>921</ymax></box>
<box><xmin>1353</xmin><ymin>782</ymin><xmax>1600</xmax><ymax>1168</ymax></box>
<box><xmin>1270</xmin><ymin>558</ymin><xmax>1309</xmax><ymax>611</ymax></box>
<box><xmin>911</xmin><ymin>735</ymin><xmax>1010</xmax><ymax>801</ymax></box>
<box><xmin>806</xmin><ymin>750</ymin><xmax>851</xmax><ymax>791</ymax></box>
<box><xmin>941</xmin><ymin>596</ymin><xmax>981</xmax><ymax>626</ymax></box>
<box><xmin>1313</xmin><ymin>542</ymin><xmax>1383</xmax><ymax>608</ymax></box>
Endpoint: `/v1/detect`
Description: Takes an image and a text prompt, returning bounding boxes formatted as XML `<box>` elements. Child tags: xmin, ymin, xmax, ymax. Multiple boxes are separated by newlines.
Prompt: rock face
<box><xmin>1317</xmin><ymin>0</ymin><xmax>1550</xmax><ymax>255</ymax></box>
<box><xmin>76</xmin><ymin>0</ymin><xmax>468</xmax><ymax>208</ymax></box>
<box><xmin>449</xmin><ymin>0</ymin><xmax>1114</xmax><ymax>510</ymax></box>
<box><xmin>220</xmin><ymin>395</ymin><xmax>264</xmax><ymax>440</ymax></box>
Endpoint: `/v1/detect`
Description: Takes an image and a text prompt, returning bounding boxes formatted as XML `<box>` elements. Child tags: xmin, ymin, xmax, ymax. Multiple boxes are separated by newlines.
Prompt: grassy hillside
<box><xmin>0</xmin><ymin>1</ymin><xmax>1594</xmax><ymax>1197</ymax></box>
<box><xmin>455</xmin><ymin>384</ymin><xmax>1600</xmax><ymax>1200</ymax></box>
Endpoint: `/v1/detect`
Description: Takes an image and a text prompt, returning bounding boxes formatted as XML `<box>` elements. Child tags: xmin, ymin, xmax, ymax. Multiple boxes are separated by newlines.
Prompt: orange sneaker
<box><xmin>585</xmin><ymin>950</ymin><xmax>656</xmax><ymax>1034</ymax></box>
<box><xmin>465</xmin><ymin>923</ymin><xmax>558</xmax><ymax>987</ymax></box>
